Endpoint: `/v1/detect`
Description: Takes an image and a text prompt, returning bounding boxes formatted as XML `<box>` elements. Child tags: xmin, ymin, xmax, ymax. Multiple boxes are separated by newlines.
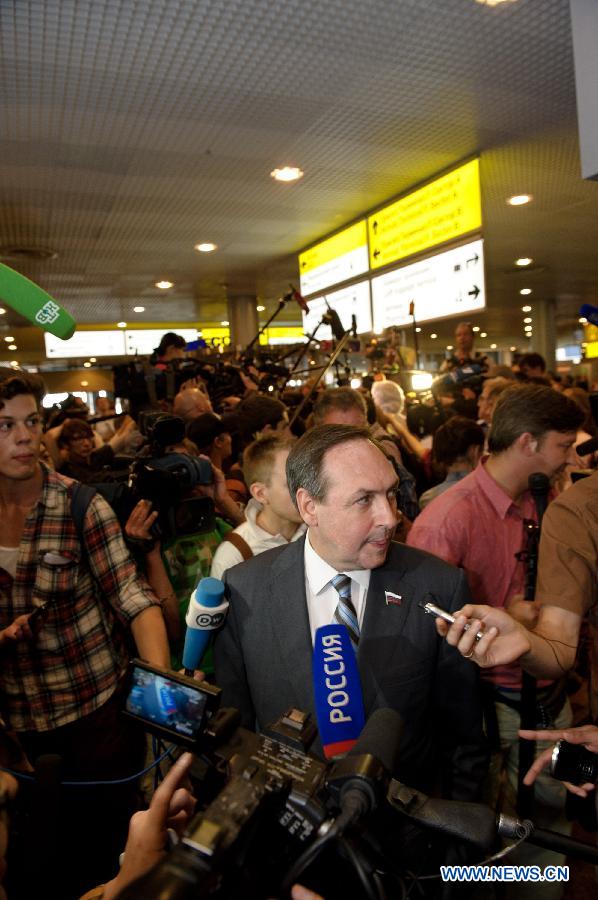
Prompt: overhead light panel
<box><xmin>490</xmin><ymin>343</ymin><xmax>497</xmax><ymax>349</ymax></box>
<box><xmin>270</xmin><ymin>166</ymin><xmax>304</xmax><ymax>183</ymax></box>
<box><xmin>194</xmin><ymin>242</ymin><xmax>217</xmax><ymax>253</ymax></box>
<box><xmin>430</xmin><ymin>333</ymin><xmax>438</xmax><ymax>339</ymax></box>
<box><xmin>475</xmin><ymin>0</ymin><xmax>519</xmax><ymax>6</ymax></box>
<box><xmin>515</xmin><ymin>257</ymin><xmax>533</xmax><ymax>267</ymax></box>
<box><xmin>90</xmin><ymin>357</ymin><xmax>97</xmax><ymax>363</ymax></box>
<box><xmin>83</xmin><ymin>362</ymin><xmax>92</xmax><ymax>368</ymax></box>
<box><xmin>507</xmin><ymin>194</ymin><xmax>533</xmax><ymax>206</ymax></box>
<box><xmin>133</xmin><ymin>306</ymin><xmax>145</xmax><ymax>313</ymax></box>
<box><xmin>480</xmin><ymin>332</ymin><xmax>487</xmax><ymax>338</ymax></box>
<box><xmin>579</xmin><ymin>317</ymin><xmax>588</xmax><ymax>324</ymax></box>
<box><xmin>0</xmin><ymin>308</ymin><xmax>6</xmax><ymax>315</ymax></box>
<box><xmin>155</xmin><ymin>281</ymin><xmax>173</xmax><ymax>290</ymax></box>
<box><xmin>221</xmin><ymin>320</ymin><xmax>229</xmax><ymax>327</ymax></box>
<box><xmin>520</xmin><ymin>288</ymin><xmax>532</xmax><ymax>296</ymax></box>
<box><xmin>117</xmin><ymin>321</ymin><xmax>127</xmax><ymax>328</ymax></box>
<box><xmin>521</xmin><ymin>305</ymin><xmax>532</xmax><ymax>313</ymax></box>
<box><xmin>8</xmin><ymin>344</ymin><xmax>17</xmax><ymax>351</ymax></box>
<box><xmin>523</xmin><ymin>317</ymin><xmax>533</xmax><ymax>324</ymax></box>
<box><xmin>472</xmin><ymin>326</ymin><xmax>480</xmax><ymax>332</ymax></box>
<box><xmin>446</xmin><ymin>345</ymin><xmax>454</xmax><ymax>350</ymax></box>
<box><xmin>256</xmin><ymin>305</ymin><xmax>266</xmax><ymax>312</ymax></box>
<box><xmin>4</xmin><ymin>336</ymin><xmax>14</xmax><ymax>342</ymax></box>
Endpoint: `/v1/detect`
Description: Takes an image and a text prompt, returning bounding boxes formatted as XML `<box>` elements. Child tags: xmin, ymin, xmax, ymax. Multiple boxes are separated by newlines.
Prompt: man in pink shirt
<box><xmin>407</xmin><ymin>384</ymin><xmax>583</xmax><ymax>896</ymax></box>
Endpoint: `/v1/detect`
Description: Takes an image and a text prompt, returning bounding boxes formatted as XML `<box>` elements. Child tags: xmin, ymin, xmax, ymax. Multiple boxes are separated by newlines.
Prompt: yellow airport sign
<box><xmin>368</xmin><ymin>159</ymin><xmax>482</xmax><ymax>270</ymax></box>
<box><xmin>299</xmin><ymin>221</ymin><xmax>368</xmax><ymax>295</ymax></box>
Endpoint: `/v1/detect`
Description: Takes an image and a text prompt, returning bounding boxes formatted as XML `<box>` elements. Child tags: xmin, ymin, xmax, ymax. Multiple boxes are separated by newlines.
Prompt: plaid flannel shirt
<box><xmin>0</xmin><ymin>465</ymin><xmax>160</xmax><ymax>732</ymax></box>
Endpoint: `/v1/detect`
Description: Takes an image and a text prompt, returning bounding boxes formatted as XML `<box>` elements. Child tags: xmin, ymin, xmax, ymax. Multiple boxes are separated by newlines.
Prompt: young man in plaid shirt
<box><xmin>0</xmin><ymin>368</ymin><xmax>169</xmax><ymax>898</ymax></box>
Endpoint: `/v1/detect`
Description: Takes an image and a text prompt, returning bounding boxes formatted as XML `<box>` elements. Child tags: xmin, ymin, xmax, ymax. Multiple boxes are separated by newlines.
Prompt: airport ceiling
<box><xmin>0</xmin><ymin>0</ymin><xmax>597</xmax><ymax>365</ymax></box>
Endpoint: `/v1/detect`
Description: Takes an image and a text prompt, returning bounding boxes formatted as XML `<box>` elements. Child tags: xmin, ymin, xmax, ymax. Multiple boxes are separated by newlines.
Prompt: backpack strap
<box><xmin>70</xmin><ymin>481</ymin><xmax>97</xmax><ymax>546</ymax></box>
<box><xmin>221</xmin><ymin>531</ymin><xmax>254</xmax><ymax>561</ymax></box>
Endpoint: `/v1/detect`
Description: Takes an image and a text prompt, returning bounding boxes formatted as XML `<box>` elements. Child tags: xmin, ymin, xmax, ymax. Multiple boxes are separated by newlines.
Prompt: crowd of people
<box><xmin>0</xmin><ymin>323</ymin><xmax>596</xmax><ymax>899</ymax></box>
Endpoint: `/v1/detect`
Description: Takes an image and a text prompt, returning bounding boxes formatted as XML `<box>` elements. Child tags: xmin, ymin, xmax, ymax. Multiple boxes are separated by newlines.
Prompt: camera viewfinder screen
<box><xmin>126</xmin><ymin>668</ymin><xmax>207</xmax><ymax>739</ymax></box>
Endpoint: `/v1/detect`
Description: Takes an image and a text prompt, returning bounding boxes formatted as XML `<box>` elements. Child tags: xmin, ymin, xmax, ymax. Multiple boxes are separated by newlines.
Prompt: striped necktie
<box><xmin>331</xmin><ymin>573</ymin><xmax>360</xmax><ymax>648</ymax></box>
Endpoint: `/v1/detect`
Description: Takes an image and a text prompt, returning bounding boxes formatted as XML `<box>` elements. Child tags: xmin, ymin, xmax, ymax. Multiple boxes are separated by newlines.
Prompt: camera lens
<box><xmin>551</xmin><ymin>739</ymin><xmax>598</xmax><ymax>786</ymax></box>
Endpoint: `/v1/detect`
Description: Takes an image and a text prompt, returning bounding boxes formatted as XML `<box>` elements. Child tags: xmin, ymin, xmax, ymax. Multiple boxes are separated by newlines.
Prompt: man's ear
<box><xmin>518</xmin><ymin>432</ymin><xmax>538</xmax><ymax>457</ymax></box>
<box><xmin>250</xmin><ymin>481</ymin><xmax>268</xmax><ymax>505</ymax></box>
<box><xmin>295</xmin><ymin>487</ymin><xmax>318</xmax><ymax>526</ymax></box>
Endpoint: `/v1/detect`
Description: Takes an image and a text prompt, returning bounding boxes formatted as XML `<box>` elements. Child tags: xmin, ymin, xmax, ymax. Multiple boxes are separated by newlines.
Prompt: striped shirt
<box><xmin>0</xmin><ymin>465</ymin><xmax>159</xmax><ymax>732</ymax></box>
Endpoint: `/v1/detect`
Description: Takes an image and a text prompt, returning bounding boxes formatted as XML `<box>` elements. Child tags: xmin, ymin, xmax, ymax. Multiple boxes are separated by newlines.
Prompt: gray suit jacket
<box><xmin>214</xmin><ymin>538</ymin><xmax>487</xmax><ymax>800</ymax></box>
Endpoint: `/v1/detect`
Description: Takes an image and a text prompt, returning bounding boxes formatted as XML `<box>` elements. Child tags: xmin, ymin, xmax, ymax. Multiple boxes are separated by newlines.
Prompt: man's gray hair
<box><xmin>286</xmin><ymin>424</ymin><xmax>375</xmax><ymax>507</ymax></box>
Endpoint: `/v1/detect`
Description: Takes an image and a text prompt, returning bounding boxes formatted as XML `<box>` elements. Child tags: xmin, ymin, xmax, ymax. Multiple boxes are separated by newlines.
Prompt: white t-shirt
<box><xmin>210</xmin><ymin>498</ymin><xmax>305</xmax><ymax>580</ymax></box>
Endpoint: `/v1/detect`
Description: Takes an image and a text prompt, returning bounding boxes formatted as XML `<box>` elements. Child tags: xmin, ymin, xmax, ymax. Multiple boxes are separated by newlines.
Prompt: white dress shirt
<box><xmin>304</xmin><ymin>531</ymin><xmax>371</xmax><ymax>643</ymax></box>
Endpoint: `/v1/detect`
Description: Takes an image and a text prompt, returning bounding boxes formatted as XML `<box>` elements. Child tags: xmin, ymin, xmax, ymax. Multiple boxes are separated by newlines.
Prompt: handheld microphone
<box><xmin>0</xmin><ymin>262</ymin><xmax>76</xmax><ymax>339</ymax></box>
<box><xmin>579</xmin><ymin>303</ymin><xmax>598</xmax><ymax>327</ymax></box>
<box><xmin>182</xmin><ymin>577</ymin><xmax>228</xmax><ymax>674</ymax></box>
<box><xmin>528</xmin><ymin>472</ymin><xmax>550</xmax><ymax>527</ymax></box>
<box><xmin>312</xmin><ymin>624</ymin><xmax>365</xmax><ymax>759</ymax></box>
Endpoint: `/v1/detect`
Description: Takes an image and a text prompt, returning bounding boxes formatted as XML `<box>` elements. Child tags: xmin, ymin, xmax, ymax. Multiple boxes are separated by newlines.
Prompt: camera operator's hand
<box><xmin>291</xmin><ymin>886</ymin><xmax>324</xmax><ymax>900</ymax></box>
<box><xmin>193</xmin><ymin>458</ymin><xmax>244</xmax><ymax>526</ymax></box>
<box><xmin>125</xmin><ymin>499</ymin><xmax>159</xmax><ymax>551</ymax></box>
<box><xmin>101</xmin><ymin>752</ymin><xmax>196</xmax><ymax>900</ymax></box>
<box><xmin>519</xmin><ymin>725</ymin><xmax>598</xmax><ymax>797</ymax></box>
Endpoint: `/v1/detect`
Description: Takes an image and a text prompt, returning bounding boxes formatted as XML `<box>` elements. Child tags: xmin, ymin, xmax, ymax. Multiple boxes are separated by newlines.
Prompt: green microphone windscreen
<box><xmin>0</xmin><ymin>263</ymin><xmax>76</xmax><ymax>339</ymax></box>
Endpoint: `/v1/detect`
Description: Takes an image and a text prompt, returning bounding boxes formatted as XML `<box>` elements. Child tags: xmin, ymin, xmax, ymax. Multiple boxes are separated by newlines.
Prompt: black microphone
<box><xmin>351</xmin><ymin>314</ymin><xmax>357</xmax><ymax>338</ymax></box>
<box><xmin>576</xmin><ymin>435</ymin><xmax>598</xmax><ymax>456</ymax></box>
<box><xmin>326</xmin><ymin>709</ymin><xmax>402</xmax><ymax>826</ymax></box>
<box><xmin>528</xmin><ymin>472</ymin><xmax>550</xmax><ymax>527</ymax></box>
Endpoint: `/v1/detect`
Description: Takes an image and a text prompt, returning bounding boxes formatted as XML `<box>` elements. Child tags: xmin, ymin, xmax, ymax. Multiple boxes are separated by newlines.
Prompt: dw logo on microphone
<box><xmin>195</xmin><ymin>612</ymin><xmax>225</xmax><ymax>629</ymax></box>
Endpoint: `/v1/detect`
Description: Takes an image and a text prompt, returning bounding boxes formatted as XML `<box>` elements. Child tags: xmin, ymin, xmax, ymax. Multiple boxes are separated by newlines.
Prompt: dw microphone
<box><xmin>182</xmin><ymin>577</ymin><xmax>228</xmax><ymax>674</ymax></box>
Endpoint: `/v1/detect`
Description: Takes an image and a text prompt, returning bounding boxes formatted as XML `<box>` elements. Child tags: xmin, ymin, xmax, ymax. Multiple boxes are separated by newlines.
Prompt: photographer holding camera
<box><xmin>0</xmin><ymin>368</ymin><xmax>170</xmax><ymax>899</ymax></box>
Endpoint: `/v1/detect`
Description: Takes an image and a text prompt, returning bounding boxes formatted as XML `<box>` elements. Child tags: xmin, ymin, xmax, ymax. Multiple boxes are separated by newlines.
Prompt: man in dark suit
<box><xmin>214</xmin><ymin>424</ymin><xmax>486</xmax><ymax>801</ymax></box>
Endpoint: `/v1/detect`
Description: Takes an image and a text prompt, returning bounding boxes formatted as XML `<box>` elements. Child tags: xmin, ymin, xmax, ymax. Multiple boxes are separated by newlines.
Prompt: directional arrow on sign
<box><xmin>372</xmin><ymin>220</ymin><xmax>378</xmax><ymax>234</ymax></box>
<box><xmin>466</xmin><ymin>253</ymin><xmax>479</xmax><ymax>266</ymax></box>
<box><xmin>468</xmin><ymin>285</ymin><xmax>480</xmax><ymax>299</ymax></box>
<box><xmin>373</xmin><ymin>248</ymin><xmax>380</xmax><ymax>259</ymax></box>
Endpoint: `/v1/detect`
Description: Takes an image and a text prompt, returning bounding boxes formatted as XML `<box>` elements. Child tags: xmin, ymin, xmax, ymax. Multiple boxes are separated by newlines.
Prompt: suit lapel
<box><xmin>267</xmin><ymin>538</ymin><xmax>315</xmax><ymax>717</ymax></box>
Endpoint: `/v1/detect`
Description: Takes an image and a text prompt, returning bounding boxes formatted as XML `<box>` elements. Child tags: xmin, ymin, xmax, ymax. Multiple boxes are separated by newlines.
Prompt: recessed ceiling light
<box><xmin>446</xmin><ymin>345</ymin><xmax>454</xmax><ymax>350</ymax></box>
<box><xmin>90</xmin><ymin>357</ymin><xmax>96</xmax><ymax>363</ymax></box>
<box><xmin>507</xmin><ymin>194</ymin><xmax>533</xmax><ymax>206</ymax></box>
<box><xmin>7</xmin><ymin>344</ymin><xmax>17</xmax><ymax>351</ymax></box>
<box><xmin>117</xmin><ymin>321</ymin><xmax>127</xmax><ymax>328</ymax></box>
<box><xmin>194</xmin><ymin>242</ymin><xmax>217</xmax><ymax>253</ymax></box>
<box><xmin>84</xmin><ymin>361</ymin><xmax>93</xmax><ymax>368</ymax></box>
<box><xmin>579</xmin><ymin>317</ymin><xmax>588</xmax><ymax>324</ymax></box>
<box><xmin>415</xmin><ymin>327</ymin><xmax>422</xmax><ymax>333</ymax></box>
<box><xmin>256</xmin><ymin>305</ymin><xmax>266</xmax><ymax>312</ymax></box>
<box><xmin>155</xmin><ymin>281</ymin><xmax>173</xmax><ymax>290</ymax></box>
<box><xmin>270</xmin><ymin>166</ymin><xmax>304</xmax><ymax>182</ymax></box>
<box><xmin>521</xmin><ymin>305</ymin><xmax>532</xmax><ymax>313</ymax></box>
<box><xmin>133</xmin><ymin>306</ymin><xmax>145</xmax><ymax>313</ymax></box>
<box><xmin>523</xmin><ymin>317</ymin><xmax>533</xmax><ymax>324</ymax></box>
<box><xmin>515</xmin><ymin>257</ymin><xmax>533</xmax><ymax>267</ymax></box>
<box><xmin>0</xmin><ymin>308</ymin><xmax>6</xmax><ymax>315</ymax></box>
<box><xmin>221</xmin><ymin>320</ymin><xmax>229</xmax><ymax>327</ymax></box>
<box><xmin>510</xmin><ymin>346</ymin><xmax>516</xmax><ymax>352</ymax></box>
<box><xmin>524</xmin><ymin>327</ymin><xmax>533</xmax><ymax>333</ymax></box>
<box><xmin>81</xmin><ymin>380</ymin><xmax>89</xmax><ymax>387</ymax></box>
<box><xmin>520</xmin><ymin>288</ymin><xmax>532</xmax><ymax>296</ymax></box>
<box><xmin>475</xmin><ymin>0</ymin><xmax>519</xmax><ymax>6</ymax></box>
<box><xmin>4</xmin><ymin>336</ymin><xmax>14</xmax><ymax>342</ymax></box>
<box><xmin>472</xmin><ymin>326</ymin><xmax>480</xmax><ymax>332</ymax></box>
<box><xmin>490</xmin><ymin>343</ymin><xmax>497</xmax><ymax>349</ymax></box>
<box><xmin>430</xmin><ymin>333</ymin><xmax>438</xmax><ymax>339</ymax></box>
<box><xmin>480</xmin><ymin>332</ymin><xmax>487</xmax><ymax>338</ymax></box>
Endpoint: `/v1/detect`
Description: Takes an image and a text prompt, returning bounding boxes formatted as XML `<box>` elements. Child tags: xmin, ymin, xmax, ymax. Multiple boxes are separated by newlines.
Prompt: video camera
<box><xmin>120</xmin><ymin>660</ymin><xmax>395</xmax><ymax>899</ymax></box>
<box><xmin>91</xmin><ymin>414</ymin><xmax>215</xmax><ymax>543</ymax></box>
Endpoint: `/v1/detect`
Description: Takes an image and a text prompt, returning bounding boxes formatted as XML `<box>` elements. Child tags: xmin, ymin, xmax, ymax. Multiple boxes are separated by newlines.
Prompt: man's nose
<box><xmin>14</xmin><ymin>422</ymin><xmax>32</xmax><ymax>441</ymax></box>
<box><xmin>376</xmin><ymin>494</ymin><xmax>398</xmax><ymax>528</ymax></box>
